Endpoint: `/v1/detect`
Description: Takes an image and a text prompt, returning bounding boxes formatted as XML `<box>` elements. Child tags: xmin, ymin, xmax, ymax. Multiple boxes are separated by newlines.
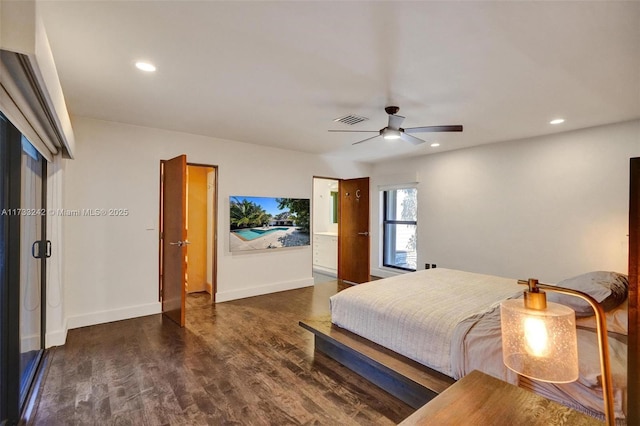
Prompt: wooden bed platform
<box><xmin>299</xmin><ymin>315</ymin><xmax>455</xmax><ymax>409</ymax></box>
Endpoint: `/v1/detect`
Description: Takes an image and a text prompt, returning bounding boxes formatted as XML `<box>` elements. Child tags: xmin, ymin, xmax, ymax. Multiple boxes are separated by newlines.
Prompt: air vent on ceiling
<box><xmin>333</xmin><ymin>114</ymin><xmax>369</xmax><ymax>125</ymax></box>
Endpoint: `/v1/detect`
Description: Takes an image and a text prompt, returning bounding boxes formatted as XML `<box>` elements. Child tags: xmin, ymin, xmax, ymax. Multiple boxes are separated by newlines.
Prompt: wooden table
<box><xmin>399</xmin><ymin>370</ymin><xmax>603</xmax><ymax>425</ymax></box>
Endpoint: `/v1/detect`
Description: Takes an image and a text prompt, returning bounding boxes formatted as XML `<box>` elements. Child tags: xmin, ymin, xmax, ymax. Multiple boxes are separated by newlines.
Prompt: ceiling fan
<box><xmin>330</xmin><ymin>106</ymin><xmax>463</xmax><ymax>145</ymax></box>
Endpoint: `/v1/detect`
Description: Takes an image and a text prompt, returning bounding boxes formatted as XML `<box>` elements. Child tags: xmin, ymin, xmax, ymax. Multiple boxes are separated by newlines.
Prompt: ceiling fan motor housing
<box><xmin>384</xmin><ymin>106</ymin><xmax>400</xmax><ymax>115</ymax></box>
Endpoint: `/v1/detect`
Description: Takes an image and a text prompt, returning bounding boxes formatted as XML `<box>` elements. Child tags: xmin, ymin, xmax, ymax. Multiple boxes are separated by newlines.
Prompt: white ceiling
<box><xmin>38</xmin><ymin>1</ymin><xmax>640</xmax><ymax>163</ymax></box>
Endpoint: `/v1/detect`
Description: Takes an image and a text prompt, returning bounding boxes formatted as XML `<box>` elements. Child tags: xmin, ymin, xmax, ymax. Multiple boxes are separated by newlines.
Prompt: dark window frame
<box><xmin>382</xmin><ymin>188</ymin><xmax>417</xmax><ymax>272</ymax></box>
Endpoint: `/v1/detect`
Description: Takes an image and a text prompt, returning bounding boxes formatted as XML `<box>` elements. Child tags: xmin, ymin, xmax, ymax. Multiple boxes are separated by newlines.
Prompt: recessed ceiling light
<box><xmin>430</xmin><ymin>143</ymin><xmax>440</xmax><ymax>147</ymax></box>
<box><xmin>135</xmin><ymin>61</ymin><xmax>156</xmax><ymax>72</ymax></box>
<box><xmin>549</xmin><ymin>118</ymin><xmax>565</xmax><ymax>125</ymax></box>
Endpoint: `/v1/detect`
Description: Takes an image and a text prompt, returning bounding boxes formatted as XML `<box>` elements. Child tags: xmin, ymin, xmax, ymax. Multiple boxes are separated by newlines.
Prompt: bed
<box><xmin>326</xmin><ymin>268</ymin><xmax>629</xmax><ymax>424</ymax></box>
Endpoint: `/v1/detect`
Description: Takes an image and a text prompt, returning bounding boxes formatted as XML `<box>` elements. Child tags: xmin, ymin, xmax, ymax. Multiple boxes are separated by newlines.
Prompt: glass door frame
<box><xmin>0</xmin><ymin>114</ymin><xmax>48</xmax><ymax>424</ymax></box>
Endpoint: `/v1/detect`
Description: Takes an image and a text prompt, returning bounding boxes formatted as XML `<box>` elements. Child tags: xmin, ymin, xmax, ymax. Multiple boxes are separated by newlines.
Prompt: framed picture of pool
<box><xmin>229</xmin><ymin>196</ymin><xmax>311</xmax><ymax>252</ymax></box>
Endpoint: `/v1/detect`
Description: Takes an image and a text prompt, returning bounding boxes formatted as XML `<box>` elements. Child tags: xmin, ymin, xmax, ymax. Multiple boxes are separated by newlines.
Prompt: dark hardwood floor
<box><xmin>30</xmin><ymin>281</ymin><xmax>413</xmax><ymax>425</ymax></box>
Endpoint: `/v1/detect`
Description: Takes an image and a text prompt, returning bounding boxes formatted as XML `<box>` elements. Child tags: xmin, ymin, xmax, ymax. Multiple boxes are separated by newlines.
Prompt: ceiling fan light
<box><xmin>383</xmin><ymin>129</ymin><xmax>401</xmax><ymax>140</ymax></box>
<box><xmin>135</xmin><ymin>61</ymin><xmax>156</xmax><ymax>72</ymax></box>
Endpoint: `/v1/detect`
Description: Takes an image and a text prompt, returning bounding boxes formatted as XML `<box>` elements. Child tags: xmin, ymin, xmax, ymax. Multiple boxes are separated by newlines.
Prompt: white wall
<box><xmin>57</xmin><ymin>116</ymin><xmax>639</xmax><ymax>338</ymax></box>
<box><xmin>371</xmin><ymin>120</ymin><xmax>640</xmax><ymax>283</ymax></box>
<box><xmin>62</xmin><ymin>117</ymin><xmax>370</xmax><ymax>331</ymax></box>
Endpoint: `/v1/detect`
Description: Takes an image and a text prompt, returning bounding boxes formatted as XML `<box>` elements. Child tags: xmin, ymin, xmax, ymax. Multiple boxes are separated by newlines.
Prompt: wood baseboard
<box><xmin>299</xmin><ymin>315</ymin><xmax>455</xmax><ymax>408</ymax></box>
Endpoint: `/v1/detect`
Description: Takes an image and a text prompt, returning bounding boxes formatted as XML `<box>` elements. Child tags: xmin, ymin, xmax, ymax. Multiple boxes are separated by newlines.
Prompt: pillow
<box><xmin>547</xmin><ymin>271</ymin><xmax>628</xmax><ymax>317</ymax></box>
<box><xmin>576</xmin><ymin>298</ymin><xmax>628</xmax><ymax>335</ymax></box>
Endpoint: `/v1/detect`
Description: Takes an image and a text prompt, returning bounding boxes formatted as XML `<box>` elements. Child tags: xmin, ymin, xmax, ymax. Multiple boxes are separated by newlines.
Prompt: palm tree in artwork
<box><xmin>276</xmin><ymin>198</ymin><xmax>310</xmax><ymax>232</ymax></box>
<box><xmin>230</xmin><ymin>198</ymin><xmax>270</xmax><ymax>229</ymax></box>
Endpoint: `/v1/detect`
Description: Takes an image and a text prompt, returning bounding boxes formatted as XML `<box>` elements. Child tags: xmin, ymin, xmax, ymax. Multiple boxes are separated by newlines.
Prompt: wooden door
<box><xmin>338</xmin><ymin>177</ymin><xmax>370</xmax><ymax>284</ymax></box>
<box><xmin>162</xmin><ymin>155</ymin><xmax>188</xmax><ymax>326</ymax></box>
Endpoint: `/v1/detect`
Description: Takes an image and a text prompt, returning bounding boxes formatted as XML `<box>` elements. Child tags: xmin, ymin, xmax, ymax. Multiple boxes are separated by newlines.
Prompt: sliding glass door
<box><xmin>18</xmin><ymin>136</ymin><xmax>45</xmax><ymax>407</ymax></box>
<box><xmin>0</xmin><ymin>114</ymin><xmax>7</xmax><ymax>422</ymax></box>
<box><xmin>0</xmin><ymin>113</ymin><xmax>47</xmax><ymax>423</ymax></box>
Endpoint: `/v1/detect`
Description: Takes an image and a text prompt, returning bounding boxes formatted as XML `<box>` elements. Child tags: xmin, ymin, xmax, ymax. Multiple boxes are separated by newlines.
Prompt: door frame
<box><xmin>0</xmin><ymin>116</ymin><xmax>48</xmax><ymax>424</ymax></box>
<box><xmin>186</xmin><ymin>162</ymin><xmax>218</xmax><ymax>299</ymax></box>
<box><xmin>312</xmin><ymin>176</ymin><xmax>341</xmax><ymax>280</ymax></box>
<box><xmin>158</xmin><ymin>160</ymin><xmax>219</xmax><ymax>306</ymax></box>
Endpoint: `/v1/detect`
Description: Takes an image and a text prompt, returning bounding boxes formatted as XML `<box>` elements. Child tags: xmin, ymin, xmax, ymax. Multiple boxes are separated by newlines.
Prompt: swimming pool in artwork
<box><xmin>232</xmin><ymin>227</ymin><xmax>290</xmax><ymax>241</ymax></box>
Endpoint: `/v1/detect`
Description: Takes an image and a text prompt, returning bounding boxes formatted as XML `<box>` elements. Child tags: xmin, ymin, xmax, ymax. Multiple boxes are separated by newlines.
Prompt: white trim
<box><xmin>313</xmin><ymin>265</ymin><xmax>337</xmax><ymax>277</ymax></box>
<box><xmin>45</xmin><ymin>321</ymin><xmax>67</xmax><ymax>347</ymax></box>
<box><xmin>66</xmin><ymin>302</ymin><xmax>161</xmax><ymax>330</ymax></box>
<box><xmin>216</xmin><ymin>277</ymin><xmax>314</xmax><ymax>302</ymax></box>
<box><xmin>377</xmin><ymin>182</ymin><xmax>418</xmax><ymax>191</ymax></box>
<box><xmin>45</xmin><ymin>154</ymin><xmax>65</xmax><ymax>347</ymax></box>
<box><xmin>371</xmin><ymin>267</ymin><xmax>409</xmax><ymax>279</ymax></box>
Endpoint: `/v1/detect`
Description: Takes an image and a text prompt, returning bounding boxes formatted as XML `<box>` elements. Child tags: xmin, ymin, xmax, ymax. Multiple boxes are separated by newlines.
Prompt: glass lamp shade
<box><xmin>500</xmin><ymin>299</ymin><xmax>579</xmax><ymax>383</ymax></box>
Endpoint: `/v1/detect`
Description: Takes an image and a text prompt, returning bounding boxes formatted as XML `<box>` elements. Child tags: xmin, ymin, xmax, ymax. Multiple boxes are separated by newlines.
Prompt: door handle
<box><xmin>169</xmin><ymin>240</ymin><xmax>191</xmax><ymax>247</ymax></box>
<box><xmin>357</xmin><ymin>232</ymin><xmax>369</xmax><ymax>236</ymax></box>
<box><xmin>31</xmin><ymin>240</ymin><xmax>52</xmax><ymax>258</ymax></box>
<box><xmin>32</xmin><ymin>241</ymin><xmax>41</xmax><ymax>258</ymax></box>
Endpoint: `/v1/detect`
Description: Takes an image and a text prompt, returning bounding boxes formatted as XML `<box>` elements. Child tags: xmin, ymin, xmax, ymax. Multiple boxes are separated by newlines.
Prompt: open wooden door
<box><xmin>161</xmin><ymin>155</ymin><xmax>188</xmax><ymax>326</ymax></box>
<box><xmin>338</xmin><ymin>177</ymin><xmax>370</xmax><ymax>284</ymax></box>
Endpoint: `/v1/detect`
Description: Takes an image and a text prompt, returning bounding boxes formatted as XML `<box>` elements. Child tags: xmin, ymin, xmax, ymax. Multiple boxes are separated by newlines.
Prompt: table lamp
<box><xmin>500</xmin><ymin>278</ymin><xmax>614</xmax><ymax>426</ymax></box>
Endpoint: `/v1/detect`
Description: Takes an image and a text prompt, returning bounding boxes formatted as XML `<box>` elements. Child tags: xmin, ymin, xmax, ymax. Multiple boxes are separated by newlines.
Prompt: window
<box><xmin>383</xmin><ymin>188</ymin><xmax>417</xmax><ymax>271</ymax></box>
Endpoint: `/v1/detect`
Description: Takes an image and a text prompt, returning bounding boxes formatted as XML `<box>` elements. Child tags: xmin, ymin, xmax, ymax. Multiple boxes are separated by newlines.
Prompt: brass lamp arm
<box><xmin>517</xmin><ymin>279</ymin><xmax>615</xmax><ymax>426</ymax></box>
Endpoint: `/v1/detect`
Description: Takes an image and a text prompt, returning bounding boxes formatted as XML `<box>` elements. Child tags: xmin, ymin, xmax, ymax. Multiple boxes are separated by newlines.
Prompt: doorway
<box><xmin>186</xmin><ymin>164</ymin><xmax>216</xmax><ymax>296</ymax></box>
<box><xmin>159</xmin><ymin>158</ymin><xmax>218</xmax><ymax>327</ymax></box>
<box><xmin>312</xmin><ymin>177</ymin><xmax>339</xmax><ymax>284</ymax></box>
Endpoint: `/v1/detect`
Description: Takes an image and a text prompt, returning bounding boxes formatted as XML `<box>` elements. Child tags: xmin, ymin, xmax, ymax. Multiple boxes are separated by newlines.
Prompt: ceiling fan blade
<box><xmin>328</xmin><ymin>130</ymin><xmax>380</xmax><ymax>133</ymax></box>
<box><xmin>388</xmin><ymin>114</ymin><xmax>405</xmax><ymax>130</ymax></box>
<box><xmin>404</xmin><ymin>125</ymin><xmax>463</xmax><ymax>133</ymax></box>
<box><xmin>400</xmin><ymin>132</ymin><xmax>426</xmax><ymax>145</ymax></box>
<box><xmin>352</xmin><ymin>134</ymin><xmax>381</xmax><ymax>145</ymax></box>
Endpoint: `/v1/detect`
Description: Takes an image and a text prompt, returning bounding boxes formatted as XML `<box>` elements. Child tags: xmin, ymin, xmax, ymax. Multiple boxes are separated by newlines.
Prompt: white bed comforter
<box><xmin>330</xmin><ymin>267</ymin><xmax>628</xmax><ymax>422</ymax></box>
<box><xmin>330</xmin><ymin>268</ymin><xmax>520</xmax><ymax>377</ymax></box>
